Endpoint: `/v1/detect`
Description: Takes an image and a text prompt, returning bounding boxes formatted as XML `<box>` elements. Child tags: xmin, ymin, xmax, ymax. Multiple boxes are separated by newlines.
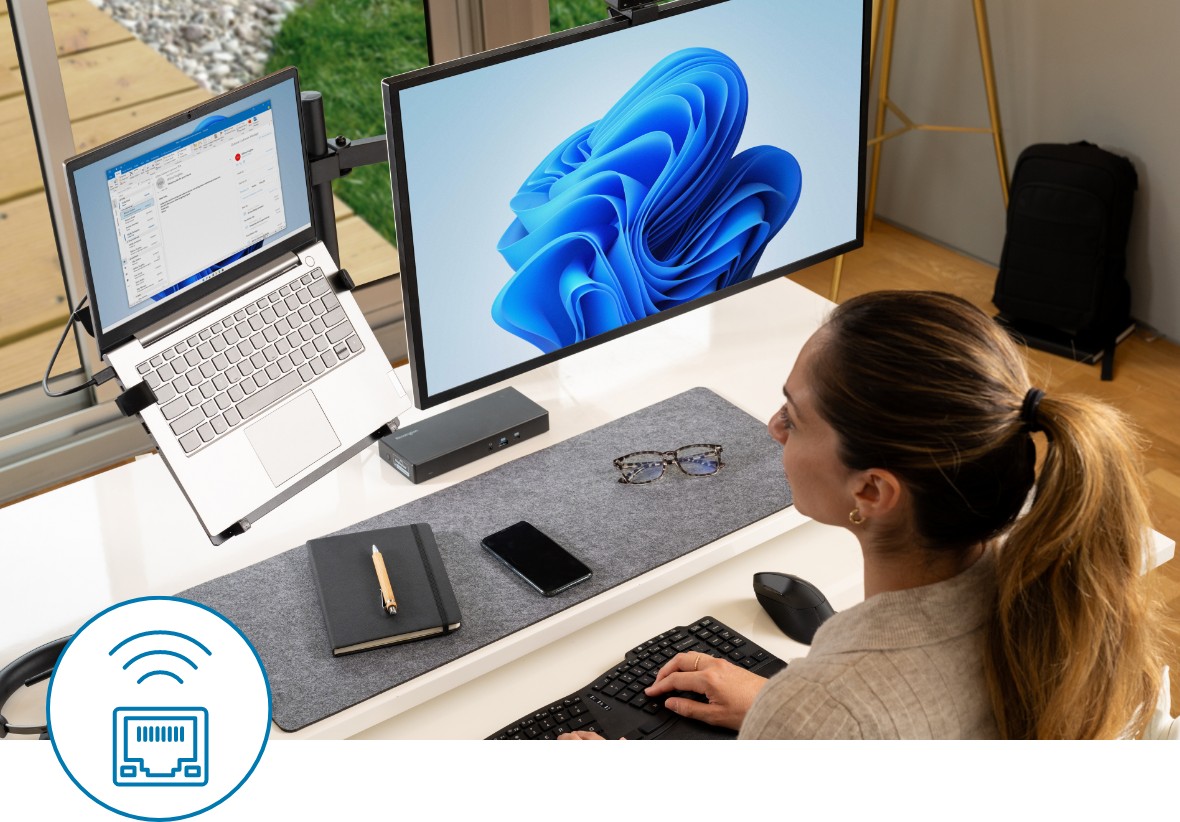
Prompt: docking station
<box><xmin>378</xmin><ymin>387</ymin><xmax>549</xmax><ymax>483</ymax></box>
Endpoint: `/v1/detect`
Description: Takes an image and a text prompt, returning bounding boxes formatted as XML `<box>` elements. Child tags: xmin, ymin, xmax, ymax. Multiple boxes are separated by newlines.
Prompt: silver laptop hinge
<box><xmin>137</xmin><ymin>253</ymin><xmax>302</xmax><ymax>348</ymax></box>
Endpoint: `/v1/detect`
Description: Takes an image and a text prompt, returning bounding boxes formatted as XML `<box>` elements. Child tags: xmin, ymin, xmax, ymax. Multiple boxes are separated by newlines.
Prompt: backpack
<box><xmin>992</xmin><ymin>141</ymin><xmax>1137</xmax><ymax>380</ymax></box>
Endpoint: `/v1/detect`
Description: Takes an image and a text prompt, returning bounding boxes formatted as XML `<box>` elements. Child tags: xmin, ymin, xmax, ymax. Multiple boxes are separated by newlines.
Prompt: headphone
<box><xmin>0</xmin><ymin>637</ymin><xmax>71</xmax><ymax>741</ymax></box>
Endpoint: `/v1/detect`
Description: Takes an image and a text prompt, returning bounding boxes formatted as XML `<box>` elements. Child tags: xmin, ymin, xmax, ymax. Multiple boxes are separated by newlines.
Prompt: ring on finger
<box><xmin>693</xmin><ymin>653</ymin><xmax>701</xmax><ymax>671</ymax></box>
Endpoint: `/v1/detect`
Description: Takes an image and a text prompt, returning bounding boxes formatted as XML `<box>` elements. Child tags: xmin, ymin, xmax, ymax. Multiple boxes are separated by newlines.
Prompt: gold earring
<box><xmin>849</xmin><ymin>508</ymin><xmax>865</xmax><ymax>525</ymax></box>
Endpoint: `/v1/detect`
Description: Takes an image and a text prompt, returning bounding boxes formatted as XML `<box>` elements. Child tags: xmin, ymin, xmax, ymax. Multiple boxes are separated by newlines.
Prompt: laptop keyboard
<box><xmin>487</xmin><ymin>616</ymin><xmax>787</xmax><ymax>740</ymax></box>
<box><xmin>136</xmin><ymin>268</ymin><xmax>364</xmax><ymax>456</ymax></box>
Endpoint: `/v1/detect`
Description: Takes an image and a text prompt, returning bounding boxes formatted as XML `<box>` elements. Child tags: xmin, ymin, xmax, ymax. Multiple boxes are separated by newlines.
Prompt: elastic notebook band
<box><xmin>412</xmin><ymin>524</ymin><xmax>451</xmax><ymax>635</ymax></box>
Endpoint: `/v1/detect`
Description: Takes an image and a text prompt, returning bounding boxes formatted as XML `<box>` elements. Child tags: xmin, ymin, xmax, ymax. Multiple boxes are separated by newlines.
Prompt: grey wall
<box><xmin>871</xmin><ymin>0</ymin><xmax>1180</xmax><ymax>338</ymax></box>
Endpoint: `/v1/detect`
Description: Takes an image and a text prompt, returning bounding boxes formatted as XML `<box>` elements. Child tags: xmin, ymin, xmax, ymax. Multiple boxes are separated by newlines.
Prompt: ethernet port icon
<box><xmin>113</xmin><ymin>707</ymin><xmax>208</xmax><ymax>787</ymax></box>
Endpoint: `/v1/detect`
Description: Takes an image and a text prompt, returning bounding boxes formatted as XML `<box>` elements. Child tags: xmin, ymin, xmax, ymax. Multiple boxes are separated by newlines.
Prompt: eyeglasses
<box><xmin>613</xmin><ymin>444</ymin><xmax>724</xmax><ymax>484</ymax></box>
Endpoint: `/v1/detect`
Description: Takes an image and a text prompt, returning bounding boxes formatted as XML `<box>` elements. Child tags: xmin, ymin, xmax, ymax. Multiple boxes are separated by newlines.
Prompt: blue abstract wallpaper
<box><xmin>395</xmin><ymin>0</ymin><xmax>863</xmax><ymax>397</ymax></box>
<box><xmin>491</xmin><ymin>48</ymin><xmax>802</xmax><ymax>354</ymax></box>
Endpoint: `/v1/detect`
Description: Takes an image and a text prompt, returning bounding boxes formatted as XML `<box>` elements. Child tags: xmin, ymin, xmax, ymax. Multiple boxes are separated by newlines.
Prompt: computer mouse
<box><xmin>753</xmin><ymin>572</ymin><xmax>835</xmax><ymax>645</ymax></box>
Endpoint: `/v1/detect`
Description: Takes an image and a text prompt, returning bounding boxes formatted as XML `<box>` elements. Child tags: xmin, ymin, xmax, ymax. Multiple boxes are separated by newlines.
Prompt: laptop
<box><xmin>65</xmin><ymin>67</ymin><xmax>411</xmax><ymax>543</ymax></box>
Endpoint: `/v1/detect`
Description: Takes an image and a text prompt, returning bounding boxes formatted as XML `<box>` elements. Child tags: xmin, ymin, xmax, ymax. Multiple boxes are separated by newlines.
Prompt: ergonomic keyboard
<box><xmin>487</xmin><ymin>616</ymin><xmax>787</xmax><ymax>740</ymax></box>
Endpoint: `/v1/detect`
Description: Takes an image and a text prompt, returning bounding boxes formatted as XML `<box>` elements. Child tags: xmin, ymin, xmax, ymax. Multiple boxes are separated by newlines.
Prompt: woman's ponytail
<box><xmin>985</xmin><ymin>394</ymin><xmax>1163</xmax><ymax>739</ymax></box>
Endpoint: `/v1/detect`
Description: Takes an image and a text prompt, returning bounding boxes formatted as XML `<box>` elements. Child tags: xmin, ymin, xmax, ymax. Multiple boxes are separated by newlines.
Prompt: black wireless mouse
<box><xmin>753</xmin><ymin>572</ymin><xmax>835</xmax><ymax>645</ymax></box>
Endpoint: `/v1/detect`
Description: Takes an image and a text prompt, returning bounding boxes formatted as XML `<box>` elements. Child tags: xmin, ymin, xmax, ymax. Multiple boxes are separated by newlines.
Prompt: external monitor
<box><xmin>383</xmin><ymin>0</ymin><xmax>868</xmax><ymax>409</ymax></box>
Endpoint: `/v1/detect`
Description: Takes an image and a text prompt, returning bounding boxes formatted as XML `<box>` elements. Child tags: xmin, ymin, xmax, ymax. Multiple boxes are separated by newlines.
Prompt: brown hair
<box><xmin>810</xmin><ymin>290</ymin><xmax>1163</xmax><ymax>739</ymax></box>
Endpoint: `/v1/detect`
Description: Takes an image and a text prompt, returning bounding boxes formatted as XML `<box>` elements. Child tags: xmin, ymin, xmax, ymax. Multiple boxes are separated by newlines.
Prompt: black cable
<box><xmin>41</xmin><ymin>297</ymin><xmax>114</xmax><ymax>398</ymax></box>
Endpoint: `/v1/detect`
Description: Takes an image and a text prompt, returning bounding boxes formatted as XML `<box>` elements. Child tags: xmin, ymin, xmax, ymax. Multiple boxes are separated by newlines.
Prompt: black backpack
<box><xmin>992</xmin><ymin>141</ymin><xmax>1137</xmax><ymax>379</ymax></box>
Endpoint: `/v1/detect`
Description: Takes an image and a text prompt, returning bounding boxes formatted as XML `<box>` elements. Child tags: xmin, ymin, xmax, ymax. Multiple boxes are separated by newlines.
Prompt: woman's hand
<box><xmin>557</xmin><ymin>730</ymin><xmax>609</xmax><ymax>740</ymax></box>
<box><xmin>643</xmin><ymin>651</ymin><xmax>768</xmax><ymax>731</ymax></box>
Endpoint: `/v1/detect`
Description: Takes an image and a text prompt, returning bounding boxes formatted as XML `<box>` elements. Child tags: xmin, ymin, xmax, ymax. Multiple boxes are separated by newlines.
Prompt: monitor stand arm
<box><xmin>300</xmin><ymin>90</ymin><xmax>388</xmax><ymax>268</ymax></box>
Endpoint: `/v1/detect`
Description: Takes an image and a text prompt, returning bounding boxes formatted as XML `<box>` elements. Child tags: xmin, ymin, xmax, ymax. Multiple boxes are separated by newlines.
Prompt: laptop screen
<box><xmin>67</xmin><ymin>69</ymin><xmax>314</xmax><ymax>350</ymax></box>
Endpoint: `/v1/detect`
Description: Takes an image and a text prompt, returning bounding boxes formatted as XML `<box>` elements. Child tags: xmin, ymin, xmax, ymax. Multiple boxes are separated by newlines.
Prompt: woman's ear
<box><xmin>849</xmin><ymin>468</ymin><xmax>904</xmax><ymax>521</ymax></box>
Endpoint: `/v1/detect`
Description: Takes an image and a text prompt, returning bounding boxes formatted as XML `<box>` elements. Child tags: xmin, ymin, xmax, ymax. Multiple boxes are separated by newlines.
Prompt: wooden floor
<box><xmin>792</xmin><ymin>222</ymin><xmax>1180</xmax><ymax>710</ymax></box>
<box><xmin>0</xmin><ymin>0</ymin><xmax>399</xmax><ymax>395</ymax></box>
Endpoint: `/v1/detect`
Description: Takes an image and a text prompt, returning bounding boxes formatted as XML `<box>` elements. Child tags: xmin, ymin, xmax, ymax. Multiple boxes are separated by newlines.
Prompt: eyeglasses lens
<box><xmin>676</xmin><ymin>445</ymin><xmax>721</xmax><ymax>476</ymax></box>
<box><xmin>618</xmin><ymin>452</ymin><xmax>666</xmax><ymax>484</ymax></box>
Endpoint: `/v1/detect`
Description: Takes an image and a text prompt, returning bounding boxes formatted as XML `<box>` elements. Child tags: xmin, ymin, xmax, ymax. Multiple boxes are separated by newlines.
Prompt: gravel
<box><xmin>91</xmin><ymin>0</ymin><xmax>301</xmax><ymax>93</ymax></box>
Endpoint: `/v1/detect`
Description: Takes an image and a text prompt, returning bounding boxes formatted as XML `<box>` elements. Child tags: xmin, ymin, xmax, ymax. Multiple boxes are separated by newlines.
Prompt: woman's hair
<box><xmin>808</xmin><ymin>290</ymin><xmax>1163</xmax><ymax>739</ymax></box>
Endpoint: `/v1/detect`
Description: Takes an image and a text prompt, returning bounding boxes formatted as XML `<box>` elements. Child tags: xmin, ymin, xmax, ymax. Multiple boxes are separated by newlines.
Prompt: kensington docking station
<box><xmin>378</xmin><ymin>387</ymin><xmax>549</xmax><ymax>483</ymax></box>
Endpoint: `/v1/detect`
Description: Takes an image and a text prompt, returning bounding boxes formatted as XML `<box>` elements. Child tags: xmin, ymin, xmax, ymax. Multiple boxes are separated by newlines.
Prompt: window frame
<box><xmin>0</xmin><ymin>0</ymin><xmax>549</xmax><ymax>506</ymax></box>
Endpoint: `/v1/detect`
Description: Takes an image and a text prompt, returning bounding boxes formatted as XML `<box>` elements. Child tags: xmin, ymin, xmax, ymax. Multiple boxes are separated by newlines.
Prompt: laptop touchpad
<box><xmin>245</xmin><ymin>391</ymin><xmax>340</xmax><ymax>487</ymax></box>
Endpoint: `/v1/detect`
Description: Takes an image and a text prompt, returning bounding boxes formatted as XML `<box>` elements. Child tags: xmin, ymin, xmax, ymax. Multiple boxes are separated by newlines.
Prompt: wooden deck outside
<box><xmin>0</xmin><ymin>0</ymin><xmax>400</xmax><ymax>395</ymax></box>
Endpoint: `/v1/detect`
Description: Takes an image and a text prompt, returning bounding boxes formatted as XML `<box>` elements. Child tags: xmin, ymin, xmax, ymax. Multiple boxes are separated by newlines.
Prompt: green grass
<box><xmin>265</xmin><ymin>0</ymin><xmax>430</xmax><ymax>245</ymax></box>
<box><xmin>550</xmin><ymin>0</ymin><xmax>610</xmax><ymax>31</ymax></box>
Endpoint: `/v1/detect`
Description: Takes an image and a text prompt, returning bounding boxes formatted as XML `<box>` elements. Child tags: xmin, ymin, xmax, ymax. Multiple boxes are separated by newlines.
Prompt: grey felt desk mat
<box><xmin>180</xmin><ymin>387</ymin><xmax>791</xmax><ymax>731</ymax></box>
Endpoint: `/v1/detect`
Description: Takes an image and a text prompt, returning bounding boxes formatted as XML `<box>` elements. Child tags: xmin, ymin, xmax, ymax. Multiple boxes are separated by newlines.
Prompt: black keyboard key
<box><xmin>638</xmin><ymin>709</ymin><xmax>676</xmax><ymax>735</ymax></box>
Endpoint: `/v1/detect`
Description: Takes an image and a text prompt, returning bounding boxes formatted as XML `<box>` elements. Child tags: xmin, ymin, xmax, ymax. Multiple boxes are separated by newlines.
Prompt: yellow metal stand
<box><xmin>866</xmin><ymin>0</ymin><xmax>1010</xmax><ymax>228</ymax></box>
<box><xmin>831</xmin><ymin>0</ymin><xmax>1010</xmax><ymax>303</ymax></box>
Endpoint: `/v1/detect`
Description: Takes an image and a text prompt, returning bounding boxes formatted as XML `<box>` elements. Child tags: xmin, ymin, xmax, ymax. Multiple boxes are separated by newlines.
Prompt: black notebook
<box><xmin>307</xmin><ymin>523</ymin><xmax>462</xmax><ymax>656</ymax></box>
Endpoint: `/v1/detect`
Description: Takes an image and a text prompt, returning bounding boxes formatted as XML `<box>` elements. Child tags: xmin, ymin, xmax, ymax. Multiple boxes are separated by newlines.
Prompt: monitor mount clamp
<box><xmin>604</xmin><ymin>0</ymin><xmax>663</xmax><ymax>25</ymax></box>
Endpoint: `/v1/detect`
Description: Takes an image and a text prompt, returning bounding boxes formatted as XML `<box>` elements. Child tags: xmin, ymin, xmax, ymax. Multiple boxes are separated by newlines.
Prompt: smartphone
<box><xmin>481</xmin><ymin>521</ymin><xmax>592</xmax><ymax>597</ymax></box>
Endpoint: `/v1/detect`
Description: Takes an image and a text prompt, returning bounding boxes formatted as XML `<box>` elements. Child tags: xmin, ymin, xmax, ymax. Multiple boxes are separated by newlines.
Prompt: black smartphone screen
<box><xmin>481</xmin><ymin>521</ymin><xmax>592</xmax><ymax>596</ymax></box>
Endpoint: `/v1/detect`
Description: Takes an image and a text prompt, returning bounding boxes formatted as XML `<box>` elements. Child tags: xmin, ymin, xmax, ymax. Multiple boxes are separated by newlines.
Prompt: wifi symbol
<box><xmin>109</xmin><ymin>630</ymin><xmax>212</xmax><ymax>685</ymax></box>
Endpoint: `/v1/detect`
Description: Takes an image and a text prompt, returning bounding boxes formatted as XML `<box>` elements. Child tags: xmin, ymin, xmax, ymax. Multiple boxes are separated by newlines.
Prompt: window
<box><xmin>1</xmin><ymin>0</ymin><xmax>550</xmax><ymax>505</ymax></box>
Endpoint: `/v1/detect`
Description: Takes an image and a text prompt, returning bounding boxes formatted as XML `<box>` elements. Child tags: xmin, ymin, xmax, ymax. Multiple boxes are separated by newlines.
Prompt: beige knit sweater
<box><xmin>739</xmin><ymin>550</ymin><xmax>1000</xmax><ymax>739</ymax></box>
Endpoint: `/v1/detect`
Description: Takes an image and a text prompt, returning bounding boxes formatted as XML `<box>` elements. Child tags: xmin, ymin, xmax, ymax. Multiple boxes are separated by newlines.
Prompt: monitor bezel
<box><xmin>383</xmin><ymin>0</ymin><xmax>870</xmax><ymax>410</ymax></box>
<box><xmin>65</xmin><ymin>66</ymin><xmax>317</xmax><ymax>356</ymax></box>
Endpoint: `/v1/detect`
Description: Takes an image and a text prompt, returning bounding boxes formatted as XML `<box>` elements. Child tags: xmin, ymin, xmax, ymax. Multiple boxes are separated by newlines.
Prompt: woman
<box><xmin>565</xmin><ymin>290</ymin><xmax>1165</xmax><ymax>739</ymax></box>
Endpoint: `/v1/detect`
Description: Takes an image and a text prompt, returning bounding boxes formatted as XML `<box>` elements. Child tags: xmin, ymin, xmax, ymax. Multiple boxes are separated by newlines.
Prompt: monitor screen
<box><xmin>67</xmin><ymin>69</ymin><xmax>314</xmax><ymax>352</ymax></box>
<box><xmin>384</xmin><ymin>0</ymin><xmax>867</xmax><ymax>408</ymax></box>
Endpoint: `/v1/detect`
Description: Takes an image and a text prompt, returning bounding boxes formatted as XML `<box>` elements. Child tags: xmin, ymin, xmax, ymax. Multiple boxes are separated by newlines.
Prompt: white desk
<box><xmin>1</xmin><ymin>277</ymin><xmax>1173</xmax><ymax>740</ymax></box>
